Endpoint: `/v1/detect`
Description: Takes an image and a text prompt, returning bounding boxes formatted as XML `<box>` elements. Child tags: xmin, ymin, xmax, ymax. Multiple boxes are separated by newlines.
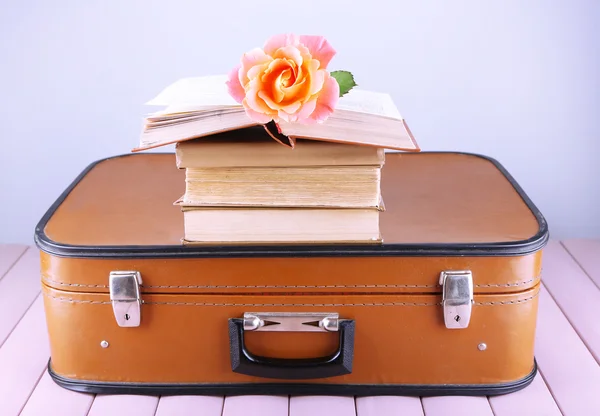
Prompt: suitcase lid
<box><xmin>35</xmin><ymin>151</ymin><xmax>547</xmax><ymax>259</ymax></box>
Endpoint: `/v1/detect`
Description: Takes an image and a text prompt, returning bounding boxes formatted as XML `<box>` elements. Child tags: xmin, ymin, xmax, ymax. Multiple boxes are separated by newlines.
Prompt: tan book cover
<box><xmin>175</xmin><ymin>128</ymin><xmax>385</xmax><ymax>168</ymax></box>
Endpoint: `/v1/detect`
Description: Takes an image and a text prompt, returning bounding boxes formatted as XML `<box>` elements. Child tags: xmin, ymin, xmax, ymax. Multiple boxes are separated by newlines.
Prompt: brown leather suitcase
<box><xmin>35</xmin><ymin>151</ymin><xmax>548</xmax><ymax>396</ymax></box>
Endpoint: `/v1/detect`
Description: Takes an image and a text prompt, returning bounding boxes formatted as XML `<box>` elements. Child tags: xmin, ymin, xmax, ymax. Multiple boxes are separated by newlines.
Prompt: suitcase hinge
<box><xmin>109</xmin><ymin>271</ymin><xmax>143</xmax><ymax>327</ymax></box>
<box><xmin>439</xmin><ymin>270</ymin><xmax>474</xmax><ymax>329</ymax></box>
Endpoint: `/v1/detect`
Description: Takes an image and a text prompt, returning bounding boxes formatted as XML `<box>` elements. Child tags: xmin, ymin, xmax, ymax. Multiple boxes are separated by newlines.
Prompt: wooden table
<box><xmin>1</xmin><ymin>239</ymin><xmax>599</xmax><ymax>416</ymax></box>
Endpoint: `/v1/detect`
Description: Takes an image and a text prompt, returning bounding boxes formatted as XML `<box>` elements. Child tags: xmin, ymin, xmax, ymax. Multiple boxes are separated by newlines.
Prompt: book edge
<box><xmin>133</xmin><ymin>118</ymin><xmax>420</xmax><ymax>153</ymax></box>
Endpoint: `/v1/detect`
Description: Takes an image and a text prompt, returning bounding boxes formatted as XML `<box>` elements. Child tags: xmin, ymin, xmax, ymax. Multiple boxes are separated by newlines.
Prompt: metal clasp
<box><xmin>439</xmin><ymin>270</ymin><xmax>474</xmax><ymax>329</ymax></box>
<box><xmin>109</xmin><ymin>271</ymin><xmax>142</xmax><ymax>327</ymax></box>
<box><xmin>243</xmin><ymin>312</ymin><xmax>339</xmax><ymax>332</ymax></box>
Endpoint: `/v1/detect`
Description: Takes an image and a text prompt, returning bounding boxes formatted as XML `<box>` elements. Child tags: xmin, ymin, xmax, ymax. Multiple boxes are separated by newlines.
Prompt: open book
<box><xmin>134</xmin><ymin>75</ymin><xmax>420</xmax><ymax>152</ymax></box>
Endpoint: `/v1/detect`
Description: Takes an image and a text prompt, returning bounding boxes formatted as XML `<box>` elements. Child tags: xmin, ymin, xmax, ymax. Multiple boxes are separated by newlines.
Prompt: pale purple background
<box><xmin>0</xmin><ymin>0</ymin><xmax>598</xmax><ymax>244</ymax></box>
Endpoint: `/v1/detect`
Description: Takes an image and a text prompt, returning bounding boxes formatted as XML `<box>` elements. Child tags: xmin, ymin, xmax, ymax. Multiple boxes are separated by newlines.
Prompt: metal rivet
<box><xmin>478</xmin><ymin>343</ymin><xmax>487</xmax><ymax>351</ymax></box>
<box><xmin>100</xmin><ymin>340</ymin><xmax>109</xmax><ymax>348</ymax></box>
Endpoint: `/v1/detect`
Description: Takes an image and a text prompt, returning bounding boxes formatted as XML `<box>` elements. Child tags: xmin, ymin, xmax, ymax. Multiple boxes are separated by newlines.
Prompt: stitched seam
<box><xmin>43</xmin><ymin>293</ymin><xmax>538</xmax><ymax>307</ymax></box>
<box><xmin>143</xmin><ymin>284</ymin><xmax>438</xmax><ymax>289</ymax></box>
<box><xmin>475</xmin><ymin>278</ymin><xmax>536</xmax><ymax>288</ymax></box>
<box><xmin>476</xmin><ymin>293</ymin><xmax>539</xmax><ymax>305</ymax></box>
<box><xmin>145</xmin><ymin>302</ymin><xmax>440</xmax><ymax>306</ymax></box>
<box><xmin>45</xmin><ymin>295</ymin><xmax>111</xmax><ymax>305</ymax></box>
<box><xmin>48</xmin><ymin>282</ymin><xmax>108</xmax><ymax>288</ymax></box>
<box><xmin>42</xmin><ymin>276</ymin><xmax>108</xmax><ymax>288</ymax></box>
<box><xmin>41</xmin><ymin>276</ymin><xmax>537</xmax><ymax>289</ymax></box>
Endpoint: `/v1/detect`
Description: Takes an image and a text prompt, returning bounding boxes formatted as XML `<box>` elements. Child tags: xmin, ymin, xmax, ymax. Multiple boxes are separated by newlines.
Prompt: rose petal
<box><xmin>299</xmin><ymin>35</ymin><xmax>336</xmax><ymax>69</ymax></box>
<box><xmin>281</xmin><ymin>77</ymin><xmax>307</xmax><ymax>101</ymax></box>
<box><xmin>273</xmin><ymin>45</ymin><xmax>303</xmax><ymax>67</ymax></box>
<box><xmin>308</xmin><ymin>64</ymin><xmax>325</xmax><ymax>96</ymax></box>
<box><xmin>281</xmin><ymin>100</ymin><xmax>302</xmax><ymax>114</ymax></box>
<box><xmin>262</xmin><ymin>58</ymin><xmax>292</xmax><ymax>81</ymax></box>
<box><xmin>242</xmin><ymin>100</ymin><xmax>275</xmax><ymax>123</ymax></box>
<box><xmin>240</xmin><ymin>48</ymin><xmax>271</xmax><ymax>84</ymax></box>
<box><xmin>261</xmin><ymin>59</ymin><xmax>295</xmax><ymax>102</ymax></box>
<box><xmin>272</xmin><ymin>74</ymin><xmax>286</xmax><ymax>102</ymax></box>
<box><xmin>226</xmin><ymin>65</ymin><xmax>245</xmax><ymax>103</ymax></box>
<box><xmin>279</xmin><ymin>68</ymin><xmax>293</xmax><ymax>88</ymax></box>
<box><xmin>246</xmin><ymin>62</ymin><xmax>270</xmax><ymax>82</ymax></box>
<box><xmin>294</xmin><ymin>97</ymin><xmax>318</xmax><ymax>122</ymax></box>
<box><xmin>245</xmin><ymin>80</ymin><xmax>273</xmax><ymax>114</ymax></box>
<box><xmin>309</xmin><ymin>74</ymin><xmax>339</xmax><ymax>122</ymax></box>
<box><xmin>263</xmin><ymin>33</ymin><xmax>299</xmax><ymax>56</ymax></box>
<box><xmin>258</xmin><ymin>90</ymin><xmax>283</xmax><ymax>111</ymax></box>
<box><xmin>296</xmin><ymin>44</ymin><xmax>311</xmax><ymax>60</ymax></box>
<box><xmin>277</xmin><ymin>109</ymin><xmax>290</xmax><ymax>122</ymax></box>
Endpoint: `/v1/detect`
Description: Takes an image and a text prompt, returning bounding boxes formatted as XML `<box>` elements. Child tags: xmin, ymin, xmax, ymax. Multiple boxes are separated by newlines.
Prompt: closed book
<box><xmin>181</xmin><ymin>165</ymin><xmax>382</xmax><ymax>208</ymax></box>
<box><xmin>181</xmin><ymin>205</ymin><xmax>383</xmax><ymax>244</ymax></box>
<box><xmin>175</xmin><ymin>128</ymin><xmax>385</xmax><ymax>168</ymax></box>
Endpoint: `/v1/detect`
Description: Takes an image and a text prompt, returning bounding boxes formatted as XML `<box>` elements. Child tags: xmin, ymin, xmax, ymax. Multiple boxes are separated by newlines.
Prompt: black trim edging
<box><xmin>47</xmin><ymin>359</ymin><xmax>537</xmax><ymax>397</ymax></box>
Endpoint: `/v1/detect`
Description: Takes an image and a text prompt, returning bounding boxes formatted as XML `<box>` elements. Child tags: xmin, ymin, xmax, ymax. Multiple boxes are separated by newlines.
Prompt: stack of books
<box><xmin>135</xmin><ymin>76</ymin><xmax>419</xmax><ymax>244</ymax></box>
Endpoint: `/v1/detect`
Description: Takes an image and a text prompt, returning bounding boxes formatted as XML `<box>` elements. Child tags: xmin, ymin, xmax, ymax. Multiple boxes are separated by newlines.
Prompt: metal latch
<box><xmin>439</xmin><ymin>270</ymin><xmax>474</xmax><ymax>329</ymax></box>
<box><xmin>243</xmin><ymin>312</ymin><xmax>339</xmax><ymax>332</ymax></box>
<box><xmin>109</xmin><ymin>271</ymin><xmax>142</xmax><ymax>327</ymax></box>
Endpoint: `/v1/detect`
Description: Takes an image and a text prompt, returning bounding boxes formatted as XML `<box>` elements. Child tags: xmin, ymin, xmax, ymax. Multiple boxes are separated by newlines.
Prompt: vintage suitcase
<box><xmin>34</xmin><ymin>151</ymin><xmax>548</xmax><ymax>396</ymax></box>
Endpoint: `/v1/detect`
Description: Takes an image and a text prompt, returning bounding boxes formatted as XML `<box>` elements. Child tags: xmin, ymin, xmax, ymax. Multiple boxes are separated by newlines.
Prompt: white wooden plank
<box><xmin>87</xmin><ymin>395</ymin><xmax>159</xmax><ymax>416</ymax></box>
<box><xmin>488</xmin><ymin>372</ymin><xmax>561</xmax><ymax>416</ymax></box>
<box><xmin>0</xmin><ymin>248</ymin><xmax>43</xmax><ymax>347</ymax></box>
<box><xmin>0</xmin><ymin>296</ymin><xmax>49</xmax><ymax>416</ymax></box>
<box><xmin>155</xmin><ymin>395</ymin><xmax>224</xmax><ymax>416</ymax></box>
<box><xmin>421</xmin><ymin>396</ymin><xmax>493</xmax><ymax>416</ymax></box>
<box><xmin>541</xmin><ymin>240</ymin><xmax>600</xmax><ymax>363</ymax></box>
<box><xmin>356</xmin><ymin>396</ymin><xmax>424</xmax><ymax>416</ymax></box>
<box><xmin>0</xmin><ymin>244</ymin><xmax>27</xmax><ymax>281</ymax></box>
<box><xmin>562</xmin><ymin>238</ymin><xmax>600</xmax><ymax>288</ymax></box>
<box><xmin>20</xmin><ymin>370</ymin><xmax>94</xmax><ymax>416</ymax></box>
<box><xmin>290</xmin><ymin>396</ymin><xmax>355</xmax><ymax>416</ymax></box>
<box><xmin>534</xmin><ymin>284</ymin><xmax>600</xmax><ymax>415</ymax></box>
<box><xmin>223</xmin><ymin>395</ymin><xmax>288</xmax><ymax>416</ymax></box>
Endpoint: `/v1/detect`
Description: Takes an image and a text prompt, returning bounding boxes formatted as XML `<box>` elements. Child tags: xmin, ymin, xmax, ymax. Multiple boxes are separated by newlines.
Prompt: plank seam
<box><xmin>541</xmin><ymin>280</ymin><xmax>600</xmax><ymax>365</ymax></box>
<box><xmin>84</xmin><ymin>394</ymin><xmax>97</xmax><ymax>416</ymax></box>
<box><xmin>0</xmin><ymin>246</ymin><xmax>28</xmax><ymax>283</ymax></box>
<box><xmin>17</xmin><ymin>360</ymin><xmax>47</xmax><ymax>415</ymax></box>
<box><xmin>487</xmin><ymin>395</ymin><xmax>497</xmax><ymax>416</ymax></box>
<box><xmin>560</xmin><ymin>241</ymin><xmax>600</xmax><ymax>292</ymax></box>
<box><xmin>0</xmin><ymin>291</ymin><xmax>41</xmax><ymax>349</ymax></box>
<box><xmin>152</xmin><ymin>396</ymin><xmax>161</xmax><ymax>416</ymax></box>
<box><xmin>535</xmin><ymin>365</ymin><xmax>565</xmax><ymax>415</ymax></box>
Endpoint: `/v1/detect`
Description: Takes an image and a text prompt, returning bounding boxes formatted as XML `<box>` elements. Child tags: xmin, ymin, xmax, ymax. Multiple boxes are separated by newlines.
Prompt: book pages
<box><xmin>145</xmin><ymin>75</ymin><xmax>239</xmax><ymax>107</ymax></box>
<box><xmin>145</xmin><ymin>75</ymin><xmax>403</xmax><ymax>120</ymax></box>
<box><xmin>336</xmin><ymin>89</ymin><xmax>403</xmax><ymax>120</ymax></box>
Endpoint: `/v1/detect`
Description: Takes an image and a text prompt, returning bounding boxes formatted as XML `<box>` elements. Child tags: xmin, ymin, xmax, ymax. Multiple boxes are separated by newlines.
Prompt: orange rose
<box><xmin>226</xmin><ymin>34</ymin><xmax>340</xmax><ymax>124</ymax></box>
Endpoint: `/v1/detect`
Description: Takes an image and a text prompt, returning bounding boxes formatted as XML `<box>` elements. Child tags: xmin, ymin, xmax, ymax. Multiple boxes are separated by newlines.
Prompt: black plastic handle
<box><xmin>228</xmin><ymin>318</ymin><xmax>355</xmax><ymax>380</ymax></box>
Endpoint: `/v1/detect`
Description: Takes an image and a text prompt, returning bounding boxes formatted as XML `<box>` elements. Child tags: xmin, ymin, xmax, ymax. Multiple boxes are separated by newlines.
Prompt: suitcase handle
<box><xmin>228</xmin><ymin>318</ymin><xmax>355</xmax><ymax>379</ymax></box>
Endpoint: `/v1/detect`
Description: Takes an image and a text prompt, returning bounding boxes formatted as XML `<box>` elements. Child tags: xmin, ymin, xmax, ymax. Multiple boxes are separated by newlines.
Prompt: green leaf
<box><xmin>330</xmin><ymin>70</ymin><xmax>357</xmax><ymax>97</ymax></box>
